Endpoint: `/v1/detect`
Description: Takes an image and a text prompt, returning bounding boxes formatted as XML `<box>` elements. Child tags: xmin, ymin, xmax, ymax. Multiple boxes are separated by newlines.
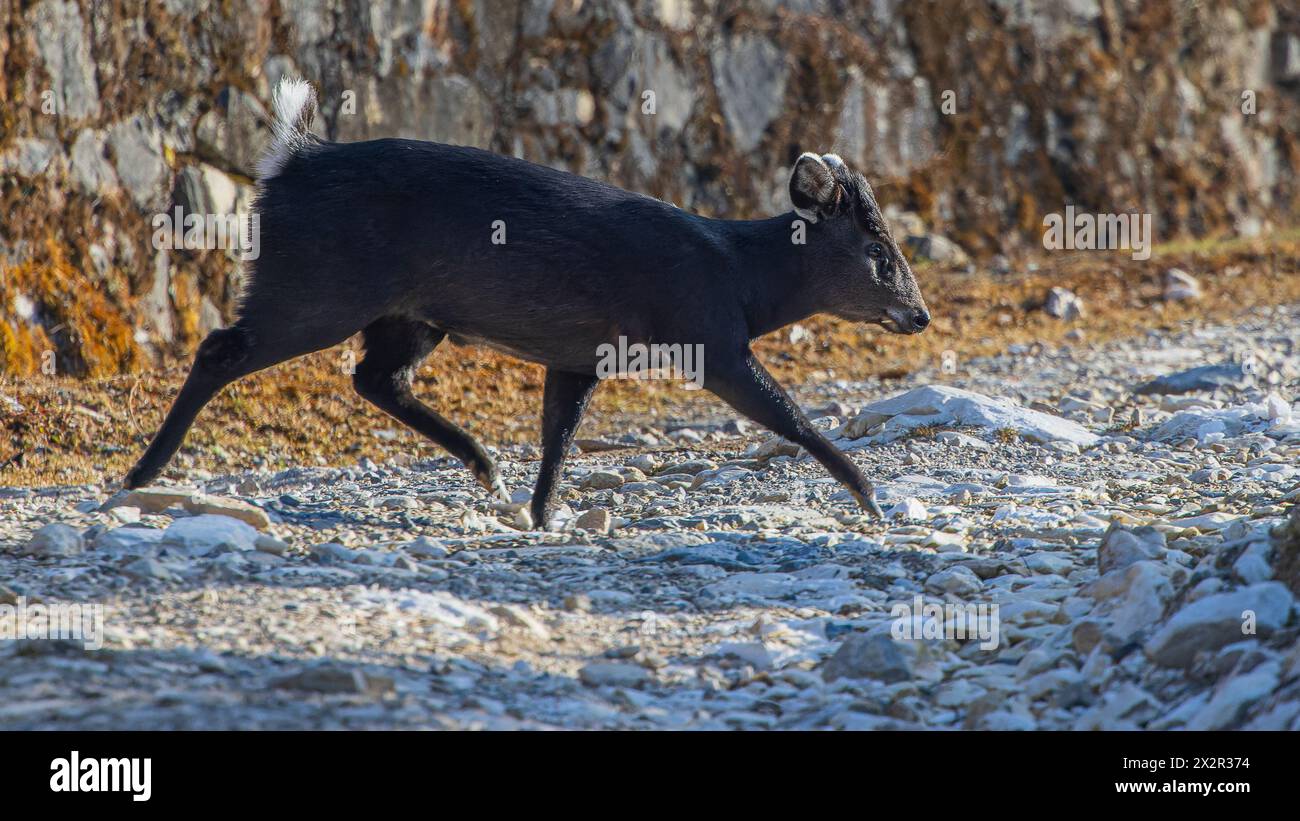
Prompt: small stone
<box><xmin>123</xmin><ymin>557</ymin><xmax>178</xmax><ymax>582</ymax></box>
<box><xmin>714</xmin><ymin>641</ymin><xmax>773</xmax><ymax>670</ymax></box>
<box><xmin>924</xmin><ymin>566</ymin><xmax>982</xmax><ymax>596</ymax></box>
<box><xmin>107</xmin><ymin>506</ymin><xmax>141</xmax><ymax>524</ymax></box>
<box><xmin>93</xmin><ymin>526</ymin><xmax>165</xmax><ymax>554</ymax></box>
<box><xmin>1045</xmin><ymin>287</ymin><xmax>1085</xmax><ymax>320</ymax></box>
<box><xmin>579</xmin><ymin>662</ymin><xmax>650</xmax><ymax>688</ymax></box>
<box><xmin>406</xmin><ymin>536</ymin><xmax>450</xmax><ymax>559</ymax></box>
<box><xmin>658</xmin><ymin>459</ymin><xmax>716</xmax><ymax>475</ymax></box>
<box><xmin>564</xmin><ymin>593</ymin><xmax>592</xmax><ymax>612</ymax></box>
<box><xmin>1097</xmin><ymin>521</ymin><xmax>1165</xmax><ymax>574</ymax></box>
<box><xmin>272</xmin><ymin>666</ymin><xmax>394</xmax><ymax>696</ymax></box>
<box><xmin>574</xmin><ymin>507</ymin><xmax>612</xmax><ymax>534</ymax></box>
<box><xmin>581</xmin><ymin>470</ymin><xmax>625</xmax><ymax>490</ymax></box>
<box><xmin>23</xmin><ymin>523</ymin><xmax>85</xmax><ymax>557</ymax></box>
<box><xmin>1162</xmin><ymin>268</ymin><xmax>1201</xmax><ymax>301</ymax></box>
<box><xmin>311</xmin><ymin>543</ymin><xmax>359</xmax><ymax>564</ymax></box>
<box><xmin>489</xmin><ymin>604</ymin><xmax>551</xmax><ymax>640</ymax></box>
<box><xmin>888</xmin><ymin>498</ymin><xmax>928</xmax><ymax>520</ymax></box>
<box><xmin>823</xmin><ymin>631</ymin><xmax>925</xmax><ymax>683</ymax></box>
<box><xmin>254</xmin><ymin>534</ymin><xmax>289</xmax><ymax>556</ymax></box>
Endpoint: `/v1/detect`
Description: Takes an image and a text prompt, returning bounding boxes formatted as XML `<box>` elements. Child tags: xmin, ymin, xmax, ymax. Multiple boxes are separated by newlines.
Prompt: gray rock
<box><xmin>714</xmin><ymin>641</ymin><xmax>773</xmax><ymax>670</ymax></box>
<box><xmin>710</xmin><ymin>34</ymin><xmax>788</xmax><ymax>152</ymax></box>
<box><xmin>1162</xmin><ymin>268</ymin><xmax>1201</xmax><ymax>301</ymax></box>
<box><xmin>108</xmin><ymin>114</ymin><xmax>170</xmax><ymax>210</ymax></box>
<box><xmin>254</xmin><ymin>535</ymin><xmax>289</xmax><ymax>556</ymax></box>
<box><xmin>24</xmin><ymin>523</ymin><xmax>85</xmax><ymax>557</ymax></box>
<box><xmin>423</xmin><ymin>76</ymin><xmax>494</xmax><ymax>148</ymax></box>
<box><xmin>521</xmin><ymin>0</ymin><xmax>555</xmax><ymax>38</ymax></box>
<box><xmin>1086</xmin><ymin>560</ymin><xmax>1176</xmax><ymax>642</ymax></box>
<box><xmin>92</xmin><ymin>526</ymin><xmax>165</xmax><ymax>555</ymax></box>
<box><xmin>1134</xmin><ymin>362</ymin><xmax>1251</xmax><ymax>396</ymax></box>
<box><xmin>311</xmin><ymin>543</ymin><xmax>359</xmax><ymax>564</ymax></box>
<box><xmin>174</xmin><ymin>163</ymin><xmax>241</xmax><ymax>216</ymax></box>
<box><xmin>69</xmin><ymin>129</ymin><xmax>119</xmax><ymax>195</ymax></box>
<box><xmin>1232</xmin><ymin>540</ymin><xmax>1273</xmax><ymax>584</ymax></box>
<box><xmin>1186</xmin><ymin>662</ymin><xmax>1281</xmax><ymax>730</ymax></box>
<box><xmin>1074</xmin><ymin>682</ymin><xmax>1160</xmax><ymax>730</ymax></box>
<box><xmin>1274</xmin><ymin>32</ymin><xmax>1300</xmax><ymax>81</ymax></box>
<box><xmin>272</xmin><ymin>666</ymin><xmax>394</xmax><ymax>696</ymax></box>
<box><xmin>573</xmin><ymin>507</ymin><xmax>612</xmax><ymax>534</ymax></box>
<box><xmin>123</xmin><ymin>557</ymin><xmax>179</xmax><ymax>582</ymax></box>
<box><xmin>405</xmin><ymin>536</ymin><xmax>449</xmax><ymax>559</ymax></box>
<box><xmin>281</xmin><ymin>0</ymin><xmax>333</xmax><ymax>47</ymax></box>
<box><xmin>195</xmin><ymin>86</ymin><xmax>273</xmax><ymax>176</ymax></box>
<box><xmin>1045</xmin><ymin>287</ymin><xmax>1085</xmax><ymax>320</ymax></box>
<box><xmin>28</xmin><ymin>0</ymin><xmax>101</xmax><ymax>120</ymax></box>
<box><xmin>924</xmin><ymin>566</ymin><xmax>982</xmax><ymax>596</ymax></box>
<box><xmin>822</xmin><ymin>631</ymin><xmax>924</xmax><ymax>683</ymax></box>
<box><xmin>579</xmin><ymin>662</ymin><xmax>650</xmax><ymax>688</ymax></box>
<box><xmin>488</xmin><ymin>604</ymin><xmax>551</xmax><ymax>640</ymax></box>
<box><xmin>101</xmin><ymin>486</ymin><xmax>195</xmax><ymax>514</ymax></box>
<box><xmin>1</xmin><ymin>139</ymin><xmax>61</xmax><ymax>178</ymax></box>
<box><xmin>1097</xmin><ymin>522</ymin><xmax>1165</xmax><ymax>574</ymax></box>
<box><xmin>834</xmin><ymin>68</ymin><xmax>869</xmax><ymax>168</ymax></box>
<box><xmin>903</xmin><ymin>233</ymin><xmax>969</xmax><ymax>266</ymax></box>
<box><xmin>631</xmin><ymin>34</ymin><xmax>693</xmax><ymax>134</ymax></box>
<box><xmin>581</xmin><ymin>470</ymin><xmax>624</xmax><ymax>490</ymax></box>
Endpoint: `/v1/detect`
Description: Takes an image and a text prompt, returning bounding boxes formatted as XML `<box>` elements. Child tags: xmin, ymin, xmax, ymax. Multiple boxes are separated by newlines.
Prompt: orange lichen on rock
<box><xmin>0</xmin><ymin>240</ymin><xmax>141</xmax><ymax>377</ymax></box>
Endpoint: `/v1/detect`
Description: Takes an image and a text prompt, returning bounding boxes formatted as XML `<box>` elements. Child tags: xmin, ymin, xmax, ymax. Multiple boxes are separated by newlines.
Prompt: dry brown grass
<box><xmin>3</xmin><ymin>233</ymin><xmax>1298</xmax><ymax>488</ymax></box>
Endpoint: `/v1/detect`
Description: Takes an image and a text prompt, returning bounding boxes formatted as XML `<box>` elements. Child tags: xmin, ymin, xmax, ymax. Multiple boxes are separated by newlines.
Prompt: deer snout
<box><xmin>884</xmin><ymin>305</ymin><xmax>931</xmax><ymax>334</ymax></box>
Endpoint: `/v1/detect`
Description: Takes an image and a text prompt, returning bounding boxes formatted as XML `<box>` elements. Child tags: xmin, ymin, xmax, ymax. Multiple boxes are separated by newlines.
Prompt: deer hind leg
<box><xmin>352</xmin><ymin>316</ymin><xmax>505</xmax><ymax>499</ymax></box>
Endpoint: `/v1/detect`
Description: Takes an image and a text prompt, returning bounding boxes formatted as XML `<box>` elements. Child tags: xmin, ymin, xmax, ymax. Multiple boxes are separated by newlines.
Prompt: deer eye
<box><xmin>867</xmin><ymin>242</ymin><xmax>885</xmax><ymax>259</ymax></box>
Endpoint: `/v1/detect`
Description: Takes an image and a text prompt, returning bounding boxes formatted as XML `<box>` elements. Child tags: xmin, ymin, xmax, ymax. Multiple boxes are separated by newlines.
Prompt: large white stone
<box><xmin>1144</xmin><ymin>582</ymin><xmax>1293</xmax><ymax>668</ymax></box>
<box><xmin>1148</xmin><ymin>394</ymin><xmax>1295</xmax><ymax>443</ymax></box>
<box><xmin>841</xmin><ymin>385</ymin><xmax>1099</xmax><ymax>448</ymax></box>
<box><xmin>160</xmin><ymin>514</ymin><xmax>260</xmax><ymax>557</ymax></box>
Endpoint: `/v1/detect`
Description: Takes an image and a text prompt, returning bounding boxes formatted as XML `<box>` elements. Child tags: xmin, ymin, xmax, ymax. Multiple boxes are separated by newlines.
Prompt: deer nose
<box><xmin>911</xmin><ymin>309</ymin><xmax>930</xmax><ymax>331</ymax></box>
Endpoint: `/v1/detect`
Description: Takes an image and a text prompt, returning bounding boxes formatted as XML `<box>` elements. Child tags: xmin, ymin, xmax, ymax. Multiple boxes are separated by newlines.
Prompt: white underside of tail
<box><xmin>256</xmin><ymin>77</ymin><xmax>317</xmax><ymax>180</ymax></box>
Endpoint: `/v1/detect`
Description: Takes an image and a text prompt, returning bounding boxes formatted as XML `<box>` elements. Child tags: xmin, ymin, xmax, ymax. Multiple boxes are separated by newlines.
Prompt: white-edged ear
<box><xmin>789</xmin><ymin>152</ymin><xmax>841</xmax><ymax>223</ymax></box>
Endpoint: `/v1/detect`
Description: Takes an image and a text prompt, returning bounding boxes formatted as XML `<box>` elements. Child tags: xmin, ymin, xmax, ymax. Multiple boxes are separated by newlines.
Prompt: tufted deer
<box><xmin>124</xmin><ymin>78</ymin><xmax>930</xmax><ymax>527</ymax></box>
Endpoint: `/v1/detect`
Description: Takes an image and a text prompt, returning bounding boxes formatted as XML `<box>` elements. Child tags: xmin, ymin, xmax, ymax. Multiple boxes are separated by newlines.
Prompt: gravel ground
<box><xmin>2</xmin><ymin>305</ymin><xmax>1298</xmax><ymax>730</ymax></box>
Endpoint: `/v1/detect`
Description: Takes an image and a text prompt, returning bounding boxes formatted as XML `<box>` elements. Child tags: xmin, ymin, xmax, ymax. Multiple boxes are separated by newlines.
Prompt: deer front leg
<box><xmin>531</xmin><ymin>369</ymin><xmax>600</xmax><ymax>530</ymax></box>
<box><xmin>705</xmin><ymin>351</ymin><xmax>884</xmax><ymax>519</ymax></box>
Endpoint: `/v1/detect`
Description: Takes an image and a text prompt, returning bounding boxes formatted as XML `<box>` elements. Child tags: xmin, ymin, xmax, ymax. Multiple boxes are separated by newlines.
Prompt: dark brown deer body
<box><xmin>125</xmin><ymin>79</ymin><xmax>930</xmax><ymax>527</ymax></box>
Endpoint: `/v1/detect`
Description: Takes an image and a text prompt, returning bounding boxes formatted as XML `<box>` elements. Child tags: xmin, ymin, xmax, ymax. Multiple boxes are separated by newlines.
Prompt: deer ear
<box><xmin>789</xmin><ymin>152</ymin><xmax>841</xmax><ymax>223</ymax></box>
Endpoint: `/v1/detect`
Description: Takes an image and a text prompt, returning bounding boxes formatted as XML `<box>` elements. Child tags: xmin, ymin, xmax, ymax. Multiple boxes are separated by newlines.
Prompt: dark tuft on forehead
<box><xmin>838</xmin><ymin>171</ymin><xmax>887</xmax><ymax>235</ymax></box>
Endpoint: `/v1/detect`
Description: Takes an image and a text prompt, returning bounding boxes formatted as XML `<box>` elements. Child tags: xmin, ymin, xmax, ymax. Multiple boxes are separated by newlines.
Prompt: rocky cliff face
<box><xmin>2</xmin><ymin>0</ymin><xmax>1297</xmax><ymax>375</ymax></box>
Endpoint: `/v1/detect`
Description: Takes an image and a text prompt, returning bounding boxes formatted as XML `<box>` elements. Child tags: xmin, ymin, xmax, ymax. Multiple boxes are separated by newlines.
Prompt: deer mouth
<box><xmin>881</xmin><ymin>306</ymin><xmax>931</xmax><ymax>335</ymax></box>
<box><xmin>878</xmin><ymin>315</ymin><xmax>908</xmax><ymax>334</ymax></box>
